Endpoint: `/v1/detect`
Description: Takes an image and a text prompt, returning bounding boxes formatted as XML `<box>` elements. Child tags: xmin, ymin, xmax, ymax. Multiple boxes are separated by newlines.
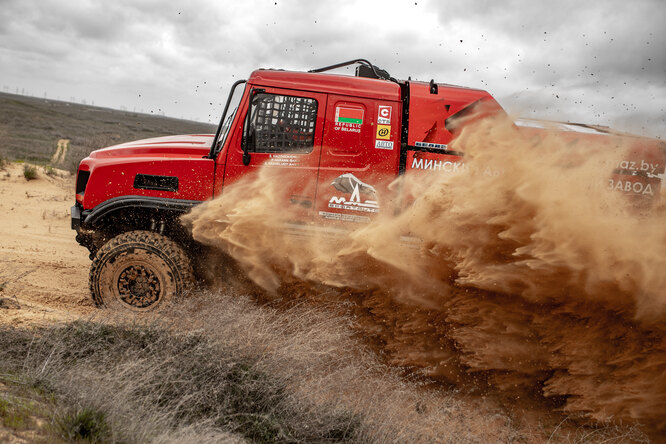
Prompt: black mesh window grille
<box><xmin>251</xmin><ymin>94</ymin><xmax>317</xmax><ymax>153</ymax></box>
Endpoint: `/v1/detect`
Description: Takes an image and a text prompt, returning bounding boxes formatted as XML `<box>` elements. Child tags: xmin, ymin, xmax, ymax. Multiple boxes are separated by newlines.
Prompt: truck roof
<box><xmin>249</xmin><ymin>68</ymin><xmax>492</xmax><ymax>104</ymax></box>
<box><xmin>248</xmin><ymin>69</ymin><xmax>402</xmax><ymax>101</ymax></box>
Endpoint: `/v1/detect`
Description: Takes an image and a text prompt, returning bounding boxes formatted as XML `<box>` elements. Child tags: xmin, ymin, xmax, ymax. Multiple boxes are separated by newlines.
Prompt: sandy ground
<box><xmin>0</xmin><ymin>163</ymin><xmax>658</xmax><ymax>442</ymax></box>
<box><xmin>0</xmin><ymin>163</ymin><xmax>94</xmax><ymax>327</ymax></box>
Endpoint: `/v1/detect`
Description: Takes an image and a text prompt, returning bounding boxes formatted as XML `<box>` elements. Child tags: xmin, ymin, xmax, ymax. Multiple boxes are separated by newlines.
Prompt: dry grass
<box><xmin>0</xmin><ymin>92</ymin><xmax>215</xmax><ymax>173</ymax></box>
<box><xmin>175</xmin><ymin>291</ymin><xmax>526</xmax><ymax>443</ymax></box>
<box><xmin>0</xmin><ymin>289</ymin><xmax>652</xmax><ymax>443</ymax></box>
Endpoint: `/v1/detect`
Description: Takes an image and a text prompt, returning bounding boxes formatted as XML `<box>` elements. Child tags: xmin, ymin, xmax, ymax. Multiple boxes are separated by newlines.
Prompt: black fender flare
<box><xmin>80</xmin><ymin>196</ymin><xmax>202</xmax><ymax>229</ymax></box>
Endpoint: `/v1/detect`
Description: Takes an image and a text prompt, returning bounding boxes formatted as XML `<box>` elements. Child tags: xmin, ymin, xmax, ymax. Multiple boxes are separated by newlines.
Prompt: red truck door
<box><xmin>315</xmin><ymin>95</ymin><xmax>401</xmax><ymax>224</ymax></box>
<box><xmin>220</xmin><ymin>87</ymin><xmax>327</xmax><ymax>217</ymax></box>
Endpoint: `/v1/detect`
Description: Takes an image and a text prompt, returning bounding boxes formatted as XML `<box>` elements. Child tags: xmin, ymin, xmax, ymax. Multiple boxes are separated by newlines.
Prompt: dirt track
<box><xmin>1</xmin><ymin>161</ymin><xmax>662</xmax><ymax>442</ymax></box>
<box><xmin>0</xmin><ymin>163</ymin><xmax>94</xmax><ymax>327</ymax></box>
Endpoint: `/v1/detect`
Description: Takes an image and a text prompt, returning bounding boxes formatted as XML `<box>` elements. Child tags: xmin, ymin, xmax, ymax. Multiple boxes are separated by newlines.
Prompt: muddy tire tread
<box><xmin>89</xmin><ymin>230</ymin><xmax>194</xmax><ymax>308</ymax></box>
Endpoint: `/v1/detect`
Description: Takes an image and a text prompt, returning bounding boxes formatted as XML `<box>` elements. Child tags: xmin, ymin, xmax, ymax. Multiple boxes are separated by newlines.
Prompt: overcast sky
<box><xmin>1</xmin><ymin>0</ymin><xmax>664</xmax><ymax>138</ymax></box>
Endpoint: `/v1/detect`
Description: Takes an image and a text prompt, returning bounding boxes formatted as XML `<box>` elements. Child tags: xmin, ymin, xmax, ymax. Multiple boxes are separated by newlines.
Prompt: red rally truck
<box><xmin>71</xmin><ymin>59</ymin><xmax>664</xmax><ymax>311</ymax></box>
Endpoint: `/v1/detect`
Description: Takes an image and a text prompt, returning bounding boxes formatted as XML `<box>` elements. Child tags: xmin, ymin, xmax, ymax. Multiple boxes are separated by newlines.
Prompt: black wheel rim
<box><xmin>117</xmin><ymin>264</ymin><xmax>162</xmax><ymax>308</ymax></box>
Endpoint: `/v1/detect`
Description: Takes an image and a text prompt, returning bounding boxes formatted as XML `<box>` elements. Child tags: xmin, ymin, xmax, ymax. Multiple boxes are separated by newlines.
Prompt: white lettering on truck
<box><xmin>617</xmin><ymin>159</ymin><xmax>661</xmax><ymax>175</ymax></box>
<box><xmin>411</xmin><ymin>157</ymin><xmax>466</xmax><ymax>172</ymax></box>
<box><xmin>608</xmin><ymin>179</ymin><xmax>654</xmax><ymax>196</ymax></box>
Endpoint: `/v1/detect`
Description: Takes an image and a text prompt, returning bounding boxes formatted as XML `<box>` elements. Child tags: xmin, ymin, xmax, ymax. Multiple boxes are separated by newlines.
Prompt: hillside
<box><xmin>0</xmin><ymin>92</ymin><xmax>215</xmax><ymax>172</ymax></box>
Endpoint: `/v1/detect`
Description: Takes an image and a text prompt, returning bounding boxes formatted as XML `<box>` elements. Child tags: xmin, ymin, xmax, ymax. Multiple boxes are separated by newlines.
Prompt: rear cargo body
<box><xmin>515</xmin><ymin>119</ymin><xmax>665</xmax><ymax>200</ymax></box>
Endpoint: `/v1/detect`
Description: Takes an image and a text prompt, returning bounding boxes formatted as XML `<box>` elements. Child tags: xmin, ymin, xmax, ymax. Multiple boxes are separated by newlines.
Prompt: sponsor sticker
<box><xmin>375</xmin><ymin>140</ymin><xmax>394</xmax><ymax>150</ymax></box>
<box><xmin>265</xmin><ymin>154</ymin><xmax>301</xmax><ymax>167</ymax></box>
<box><xmin>319</xmin><ymin>211</ymin><xmax>370</xmax><ymax>223</ymax></box>
<box><xmin>335</xmin><ymin>107</ymin><xmax>363</xmax><ymax>124</ymax></box>
<box><xmin>378</xmin><ymin>105</ymin><xmax>392</xmax><ymax>125</ymax></box>
<box><xmin>608</xmin><ymin>178</ymin><xmax>655</xmax><ymax>196</ymax></box>
<box><xmin>376</xmin><ymin>125</ymin><xmax>391</xmax><ymax>140</ymax></box>
<box><xmin>415</xmin><ymin>141</ymin><xmax>448</xmax><ymax>150</ymax></box>
<box><xmin>616</xmin><ymin>159</ymin><xmax>662</xmax><ymax>176</ymax></box>
<box><xmin>328</xmin><ymin>173</ymin><xmax>379</xmax><ymax>214</ymax></box>
<box><xmin>334</xmin><ymin>106</ymin><xmax>363</xmax><ymax>133</ymax></box>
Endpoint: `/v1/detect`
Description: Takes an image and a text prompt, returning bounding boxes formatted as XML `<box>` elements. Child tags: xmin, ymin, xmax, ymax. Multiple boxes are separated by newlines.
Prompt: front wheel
<box><xmin>89</xmin><ymin>231</ymin><xmax>194</xmax><ymax>311</ymax></box>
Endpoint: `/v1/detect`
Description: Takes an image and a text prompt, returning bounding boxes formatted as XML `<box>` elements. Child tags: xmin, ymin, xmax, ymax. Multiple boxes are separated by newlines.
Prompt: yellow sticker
<box><xmin>376</xmin><ymin>125</ymin><xmax>391</xmax><ymax>140</ymax></box>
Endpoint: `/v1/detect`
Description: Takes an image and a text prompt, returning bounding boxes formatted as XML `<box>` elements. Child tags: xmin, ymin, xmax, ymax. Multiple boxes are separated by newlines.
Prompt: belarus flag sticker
<box><xmin>335</xmin><ymin>107</ymin><xmax>364</xmax><ymax>124</ymax></box>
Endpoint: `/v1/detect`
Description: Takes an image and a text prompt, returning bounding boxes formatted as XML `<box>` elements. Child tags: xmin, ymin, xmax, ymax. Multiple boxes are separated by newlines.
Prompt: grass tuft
<box><xmin>23</xmin><ymin>164</ymin><xmax>37</xmax><ymax>180</ymax></box>
<box><xmin>0</xmin><ymin>394</ymin><xmax>40</xmax><ymax>431</ymax></box>
<box><xmin>56</xmin><ymin>407</ymin><xmax>111</xmax><ymax>442</ymax></box>
<box><xmin>43</xmin><ymin>165</ymin><xmax>58</xmax><ymax>176</ymax></box>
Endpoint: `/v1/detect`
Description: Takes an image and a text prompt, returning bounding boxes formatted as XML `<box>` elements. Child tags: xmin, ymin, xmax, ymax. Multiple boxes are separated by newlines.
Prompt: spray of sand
<box><xmin>184</xmin><ymin>116</ymin><xmax>666</xmax><ymax>432</ymax></box>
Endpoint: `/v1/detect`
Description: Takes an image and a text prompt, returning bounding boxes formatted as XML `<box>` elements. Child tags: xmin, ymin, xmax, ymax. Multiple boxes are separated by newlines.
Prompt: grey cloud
<box><xmin>0</xmin><ymin>0</ymin><xmax>662</xmax><ymax>137</ymax></box>
<box><xmin>426</xmin><ymin>0</ymin><xmax>665</xmax><ymax>136</ymax></box>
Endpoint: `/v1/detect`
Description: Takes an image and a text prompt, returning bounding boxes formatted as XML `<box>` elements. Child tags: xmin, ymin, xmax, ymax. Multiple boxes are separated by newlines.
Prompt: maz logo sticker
<box><xmin>328</xmin><ymin>173</ymin><xmax>379</xmax><ymax>213</ymax></box>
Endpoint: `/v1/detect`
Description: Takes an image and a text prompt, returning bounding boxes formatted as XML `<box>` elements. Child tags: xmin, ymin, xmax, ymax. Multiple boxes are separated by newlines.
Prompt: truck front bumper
<box><xmin>71</xmin><ymin>204</ymin><xmax>82</xmax><ymax>230</ymax></box>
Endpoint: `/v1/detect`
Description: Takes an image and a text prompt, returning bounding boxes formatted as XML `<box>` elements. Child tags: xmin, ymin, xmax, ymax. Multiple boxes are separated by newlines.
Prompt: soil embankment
<box><xmin>0</xmin><ymin>163</ymin><xmax>93</xmax><ymax>326</ymax></box>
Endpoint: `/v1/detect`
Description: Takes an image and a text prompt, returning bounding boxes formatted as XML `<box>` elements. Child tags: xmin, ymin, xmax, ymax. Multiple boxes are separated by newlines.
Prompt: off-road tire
<box><xmin>89</xmin><ymin>230</ymin><xmax>194</xmax><ymax>311</ymax></box>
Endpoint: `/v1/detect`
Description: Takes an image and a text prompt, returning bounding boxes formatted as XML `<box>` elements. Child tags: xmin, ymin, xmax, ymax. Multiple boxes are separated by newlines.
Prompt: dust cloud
<box><xmin>184</xmin><ymin>116</ymin><xmax>666</xmax><ymax>432</ymax></box>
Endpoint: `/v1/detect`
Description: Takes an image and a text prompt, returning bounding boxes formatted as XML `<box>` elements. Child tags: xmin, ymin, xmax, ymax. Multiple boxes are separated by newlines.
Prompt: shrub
<box><xmin>23</xmin><ymin>164</ymin><xmax>38</xmax><ymax>181</ymax></box>
<box><xmin>43</xmin><ymin>165</ymin><xmax>57</xmax><ymax>177</ymax></box>
<box><xmin>56</xmin><ymin>407</ymin><xmax>111</xmax><ymax>442</ymax></box>
<box><xmin>0</xmin><ymin>398</ymin><xmax>27</xmax><ymax>430</ymax></box>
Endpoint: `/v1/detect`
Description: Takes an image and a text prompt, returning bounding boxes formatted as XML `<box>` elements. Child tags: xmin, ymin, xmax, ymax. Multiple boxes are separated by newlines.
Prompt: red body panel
<box><xmin>220</xmin><ymin>86</ymin><xmax>328</xmax><ymax>219</ymax></box>
<box><xmin>213</xmin><ymin>71</ymin><xmax>403</xmax><ymax>222</ymax></box>
<box><xmin>407</xmin><ymin>82</ymin><xmax>495</xmax><ymax>148</ymax></box>
<box><xmin>315</xmin><ymin>94</ymin><xmax>401</xmax><ymax>223</ymax></box>
<box><xmin>78</xmin><ymin>134</ymin><xmax>215</xmax><ymax>209</ymax></box>
<box><xmin>77</xmin><ymin>67</ymin><xmax>664</xmax><ymax>227</ymax></box>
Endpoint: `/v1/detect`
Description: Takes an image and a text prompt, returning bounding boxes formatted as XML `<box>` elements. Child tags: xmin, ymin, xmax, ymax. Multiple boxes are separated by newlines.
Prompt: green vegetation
<box><xmin>56</xmin><ymin>407</ymin><xmax>110</xmax><ymax>442</ymax></box>
<box><xmin>0</xmin><ymin>92</ymin><xmax>215</xmax><ymax>173</ymax></box>
<box><xmin>0</xmin><ymin>398</ymin><xmax>30</xmax><ymax>430</ymax></box>
<box><xmin>23</xmin><ymin>164</ymin><xmax>37</xmax><ymax>180</ymax></box>
<box><xmin>0</xmin><ymin>377</ymin><xmax>53</xmax><ymax>442</ymax></box>
<box><xmin>43</xmin><ymin>165</ymin><xmax>58</xmax><ymax>176</ymax></box>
